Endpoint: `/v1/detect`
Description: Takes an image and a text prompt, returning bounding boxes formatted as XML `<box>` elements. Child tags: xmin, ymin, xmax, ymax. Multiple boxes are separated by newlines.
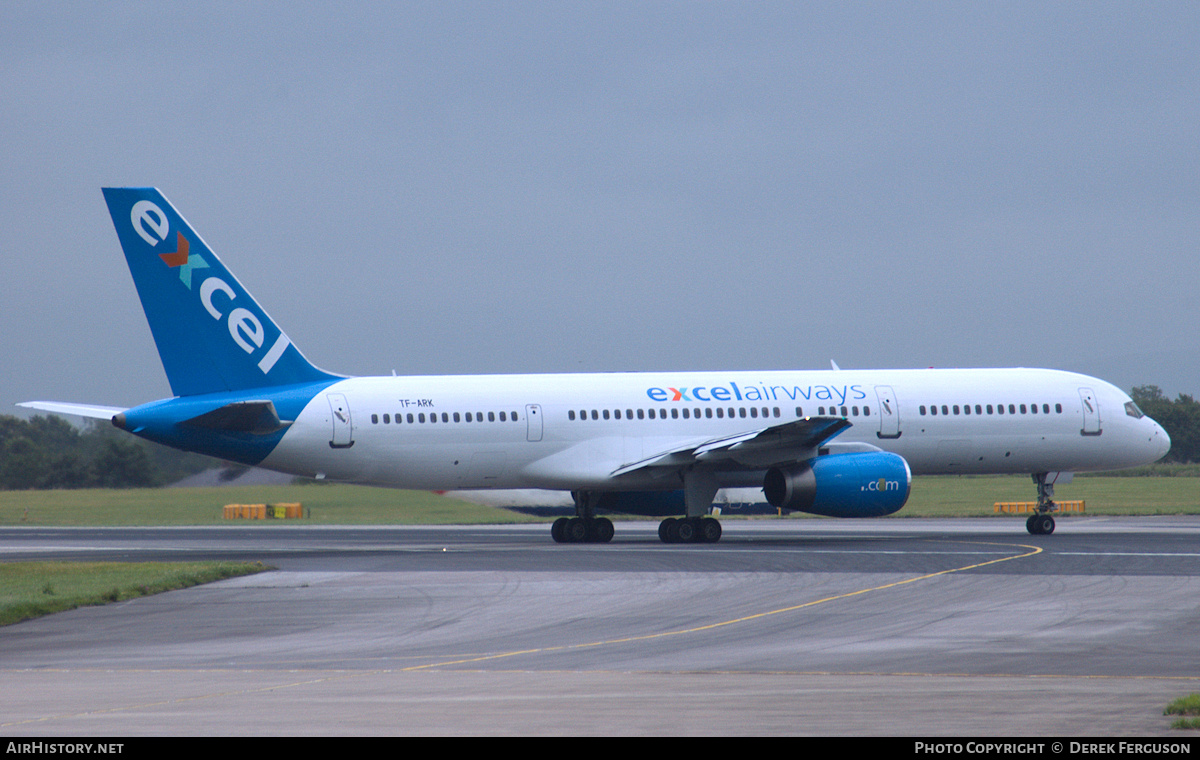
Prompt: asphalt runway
<box><xmin>2</xmin><ymin>517</ymin><xmax>1199</xmax><ymax>736</ymax></box>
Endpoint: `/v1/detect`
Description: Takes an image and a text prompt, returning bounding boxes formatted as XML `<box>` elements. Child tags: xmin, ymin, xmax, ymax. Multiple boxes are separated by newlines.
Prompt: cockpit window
<box><xmin>1124</xmin><ymin>401</ymin><xmax>1144</xmax><ymax>419</ymax></box>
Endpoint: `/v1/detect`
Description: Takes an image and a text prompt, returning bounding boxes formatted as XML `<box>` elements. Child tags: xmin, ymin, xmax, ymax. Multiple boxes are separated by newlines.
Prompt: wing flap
<box><xmin>612</xmin><ymin>416</ymin><xmax>852</xmax><ymax>477</ymax></box>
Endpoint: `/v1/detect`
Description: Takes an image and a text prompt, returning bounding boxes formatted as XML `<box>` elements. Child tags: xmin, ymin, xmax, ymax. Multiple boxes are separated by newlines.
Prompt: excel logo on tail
<box><xmin>129</xmin><ymin>199</ymin><xmax>291</xmax><ymax>375</ymax></box>
<box><xmin>132</xmin><ymin>200</ymin><xmax>210</xmax><ymax>288</ymax></box>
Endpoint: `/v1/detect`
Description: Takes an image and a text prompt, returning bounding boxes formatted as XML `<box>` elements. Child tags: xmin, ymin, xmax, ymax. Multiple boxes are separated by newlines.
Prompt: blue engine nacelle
<box><xmin>762</xmin><ymin>452</ymin><xmax>912</xmax><ymax>517</ymax></box>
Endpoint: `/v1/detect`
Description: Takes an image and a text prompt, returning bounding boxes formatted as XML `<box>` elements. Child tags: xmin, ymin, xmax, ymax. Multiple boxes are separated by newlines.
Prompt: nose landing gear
<box><xmin>1026</xmin><ymin>473</ymin><xmax>1057</xmax><ymax>535</ymax></box>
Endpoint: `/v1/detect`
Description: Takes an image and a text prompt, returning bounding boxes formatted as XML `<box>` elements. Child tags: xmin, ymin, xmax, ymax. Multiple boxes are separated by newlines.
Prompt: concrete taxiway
<box><xmin>2</xmin><ymin>517</ymin><xmax>1199</xmax><ymax>735</ymax></box>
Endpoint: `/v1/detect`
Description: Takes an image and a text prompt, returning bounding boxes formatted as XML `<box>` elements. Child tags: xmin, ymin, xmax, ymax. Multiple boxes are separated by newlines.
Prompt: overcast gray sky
<box><xmin>3</xmin><ymin>1</ymin><xmax>1198</xmax><ymax>414</ymax></box>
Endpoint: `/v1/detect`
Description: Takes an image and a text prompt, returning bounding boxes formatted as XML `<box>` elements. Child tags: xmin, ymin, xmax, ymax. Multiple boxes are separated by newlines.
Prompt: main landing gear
<box><xmin>550</xmin><ymin>515</ymin><xmax>614</xmax><ymax>543</ymax></box>
<box><xmin>658</xmin><ymin>470</ymin><xmax>724</xmax><ymax>544</ymax></box>
<box><xmin>1026</xmin><ymin>472</ymin><xmax>1057</xmax><ymax>535</ymax></box>
<box><xmin>657</xmin><ymin>516</ymin><xmax>722</xmax><ymax>544</ymax></box>
<box><xmin>550</xmin><ymin>491</ymin><xmax>615</xmax><ymax>544</ymax></box>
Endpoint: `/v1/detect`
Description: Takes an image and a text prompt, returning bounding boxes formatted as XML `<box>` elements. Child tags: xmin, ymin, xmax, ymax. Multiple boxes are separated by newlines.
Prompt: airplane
<box><xmin>20</xmin><ymin>188</ymin><xmax>1171</xmax><ymax>543</ymax></box>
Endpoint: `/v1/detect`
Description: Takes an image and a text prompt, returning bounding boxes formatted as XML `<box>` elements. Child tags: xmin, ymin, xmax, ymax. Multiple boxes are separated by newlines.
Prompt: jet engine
<box><xmin>763</xmin><ymin>452</ymin><xmax>911</xmax><ymax>517</ymax></box>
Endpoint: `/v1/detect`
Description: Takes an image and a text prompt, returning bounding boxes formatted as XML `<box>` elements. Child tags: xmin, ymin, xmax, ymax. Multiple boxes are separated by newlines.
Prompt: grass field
<box><xmin>0</xmin><ymin>561</ymin><xmax>268</xmax><ymax>626</ymax></box>
<box><xmin>0</xmin><ymin>483</ymin><xmax>535</xmax><ymax>526</ymax></box>
<box><xmin>0</xmin><ymin>474</ymin><xmax>1196</xmax><ymax>526</ymax></box>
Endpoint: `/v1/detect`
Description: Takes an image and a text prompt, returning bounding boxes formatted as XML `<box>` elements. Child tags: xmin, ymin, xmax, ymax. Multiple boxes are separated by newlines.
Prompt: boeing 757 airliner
<box><xmin>20</xmin><ymin>189</ymin><xmax>1171</xmax><ymax>543</ymax></box>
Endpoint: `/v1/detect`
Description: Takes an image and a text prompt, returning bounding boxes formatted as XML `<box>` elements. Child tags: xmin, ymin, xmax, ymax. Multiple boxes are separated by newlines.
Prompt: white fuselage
<box><xmin>261</xmin><ymin>367</ymin><xmax>1170</xmax><ymax>491</ymax></box>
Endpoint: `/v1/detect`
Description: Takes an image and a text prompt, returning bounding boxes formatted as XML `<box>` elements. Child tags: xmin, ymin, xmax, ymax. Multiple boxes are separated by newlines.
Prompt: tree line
<box><xmin>0</xmin><ymin>414</ymin><xmax>218</xmax><ymax>490</ymax></box>
<box><xmin>2</xmin><ymin>384</ymin><xmax>1198</xmax><ymax>489</ymax></box>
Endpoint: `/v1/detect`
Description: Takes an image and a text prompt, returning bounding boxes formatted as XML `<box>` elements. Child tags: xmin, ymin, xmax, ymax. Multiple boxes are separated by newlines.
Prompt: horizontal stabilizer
<box><xmin>17</xmin><ymin>401</ymin><xmax>127</xmax><ymax>420</ymax></box>
<box><xmin>179</xmin><ymin>400</ymin><xmax>292</xmax><ymax>435</ymax></box>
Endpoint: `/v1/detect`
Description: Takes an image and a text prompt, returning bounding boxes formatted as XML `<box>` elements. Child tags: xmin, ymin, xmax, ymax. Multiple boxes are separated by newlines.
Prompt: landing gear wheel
<box><xmin>675</xmin><ymin>518</ymin><xmax>697</xmax><ymax>543</ymax></box>
<box><xmin>551</xmin><ymin>517</ymin><xmax>569</xmax><ymax>543</ymax></box>
<box><xmin>700</xmin><ymin>517</ymin><xmax>722</xmax><ymax>543</ymax></box>
<box><xmin>553</xmin><ymin>516</ymin><xmax>615</xmax><ymax>543</ymax></box>
<box><xmin>658</xmin><ymin>518</ymin><xmax>677</xmax><ymax>543</ymax></box>
<box><xmin>565</xmin><ymin>517</ymin><xmax>589</xmax><ymax>543</ymax></box>
<box><xmin>1026</xmin><ymin>514</ymin><xmax>1055</xmax><ymax>535</ymax></box>
<box><xmin>589</xmin><ymin>516</ymin><xmax>615</xmax><ymax>543</ymax></box>
<box><xmin>658</xmin><ymin>516</ymin><xmax>722</xmax><ymax>544</ymax></box>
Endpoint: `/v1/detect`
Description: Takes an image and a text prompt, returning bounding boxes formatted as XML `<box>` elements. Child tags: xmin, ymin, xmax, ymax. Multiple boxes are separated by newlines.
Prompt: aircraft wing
<box><xmin>611</xmin><ymin>416</ymin><xmax>852</xmax><ymax>477</ymax></box>
<box><xmin>17</xmin><ymin>401</ymin><xmax>127</xmax><ymax>420</ymax></box>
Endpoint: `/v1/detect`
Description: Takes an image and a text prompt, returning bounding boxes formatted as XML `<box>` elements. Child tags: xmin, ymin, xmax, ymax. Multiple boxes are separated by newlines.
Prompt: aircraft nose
<box><xmin>1151</xmin><ymin>420</ymin><xmax>1171</xmax><ymax>461</ymax></box>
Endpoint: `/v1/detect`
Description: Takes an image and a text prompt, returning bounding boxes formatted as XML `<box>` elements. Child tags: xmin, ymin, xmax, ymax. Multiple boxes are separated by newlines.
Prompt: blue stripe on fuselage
<box><xmin>118</xmin><ymin>379</ymin><xmax>339</xmax><ymax>465</ymax></box>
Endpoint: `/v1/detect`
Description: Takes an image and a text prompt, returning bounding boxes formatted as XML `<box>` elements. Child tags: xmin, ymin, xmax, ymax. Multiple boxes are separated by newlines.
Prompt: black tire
<box><xmin>700</xmin><ymin>517</ymin><xmax>722</xmax><ymax>543</ymax></box>
<box><xmin>658</xmin><ymin>518</ymin><xmax>677</xmax><ymax>543</ymax></box>
<box><xmin>675</xmin><ymin>518</ymin><xmax>697</xmax><ymax>543</ymax></box>
<box><xmin>551</xmin><ymin>517</ymin><xmax>569</xmax><ymax>543</ymax></box>
<box><xmin>566</xmin><ymin>517</ymin><xmax>588</xmax><ymax>543</ymax></box>
<box><xmin>1026</xmin><ymin>514</ymin><xmax>1055</xmax><ymax>535</ymax></box>
<box><xmin>590</xmin><ymin>517</ymin><xmax>615</xmax><ymax>543</ymax></box>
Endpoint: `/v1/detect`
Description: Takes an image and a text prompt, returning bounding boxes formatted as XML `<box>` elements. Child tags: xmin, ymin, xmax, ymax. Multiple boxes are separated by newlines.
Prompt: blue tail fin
<box><xmin>102</xmin><ymin>188</ymin><xmax>339</xmax><ymax>397</ymax></box>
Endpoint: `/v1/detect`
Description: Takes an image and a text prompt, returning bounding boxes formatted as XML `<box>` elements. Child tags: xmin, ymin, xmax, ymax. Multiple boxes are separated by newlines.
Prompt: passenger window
<box><xmin>717</xmin><ymin>408</ymin><xmax>725</xmax><ymax>418</ymax></box>
<box><xmin>371</xmin><ymin>414</ymin><xmax>378</xmax><ymax>424</ymax></box>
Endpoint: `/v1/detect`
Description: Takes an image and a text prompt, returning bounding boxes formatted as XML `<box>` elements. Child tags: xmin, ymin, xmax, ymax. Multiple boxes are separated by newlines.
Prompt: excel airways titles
<box><xmin>645</xmin><ymin>382</ymin><xmax>868</xmax><ymax>405</ymax></box>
